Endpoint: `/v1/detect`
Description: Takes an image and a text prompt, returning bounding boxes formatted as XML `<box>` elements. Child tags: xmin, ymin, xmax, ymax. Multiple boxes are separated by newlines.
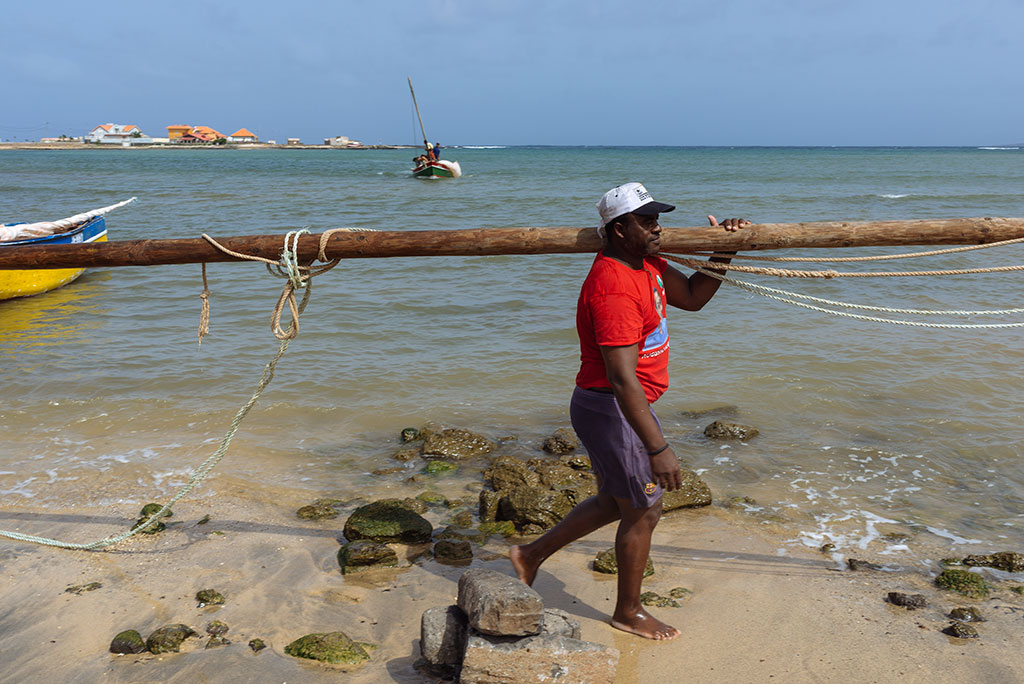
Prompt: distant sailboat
<box><xmin>408</xmin><ymin>78</ymin><xmax>462</xmax><ymax>179</ymax></box>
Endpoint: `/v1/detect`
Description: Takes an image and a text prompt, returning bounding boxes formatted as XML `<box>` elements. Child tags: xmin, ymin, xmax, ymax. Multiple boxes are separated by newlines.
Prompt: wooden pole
<box><xmin>1</xmin><ymin>217</ymin><xmax>1022</xmax><ymax>270</ymax></box>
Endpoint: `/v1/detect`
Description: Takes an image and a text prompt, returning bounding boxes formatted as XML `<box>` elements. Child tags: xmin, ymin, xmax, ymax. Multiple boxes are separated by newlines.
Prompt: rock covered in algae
<box><xmin>949</xmin><ymin>607</ymin><xmax>986</xmax><ymax>622</ymax></box>
<box><xmin>206</xmin><ymin>620</ymin><xmax>230</xmax><ymax>636</ymax></box>
<box><xmin>478</xmin><ymin>520</ymin><xmax>516</xmax><ymax>538</ymax></box>
<box><xmin>146</xmin><ymin>624</ymin><xmax>199</xmax><ymax>654</ymax></box>
<box><xmin>140</xmin><ymin>503</ymin><xmax>172</xmax><ymax>519</ymax></box>
<box><xmin>205</xmin><ymin>636</ymin><xmax>231</xmax><ymax>649</ymax></box>
<box><xmin>962</xmin><ymin>551</ymin><xmax>1024</xmax><ymax>573</ymax></box>
<box><xmin>422</xmin><ymin>428</ymin><xmax>496</xmax><ymax>460</ymax></box>
<box><xmin>401</xmin><ymin>427</ymin><xmax>420</xmax><ymax>442</ymax></box>
<box><xmin>541</xmin><ymin>428</ymin><xmax>578</xmax><ymax>455</ymax></box>
<box><xmin>438</xmin><ymin>526</ymin><xmax>486</xmax><ymax>544</ymax></box>
<box><xmin>66</xmin><ymin>582</ymin><xmax>102</xmax><ymax>595</ymax></box>
<box><xmin>942</xmin><ymin>622</ymin><xmax>979</xmax><ymax>639</ymax></box>
<box><xmin>486</xmin><ymin>455</ymin><xmax>541</xmax><ymax>492</ymax></box>
<box><xmin>886</xmin><ymin>592</ymin><xmax>927</xmax><ymax>609</ymax></box>
<box><xmin>935</xmin><ymin>568</ymin><xmax>991</xmax><ymax>598</ymax></box>
<box><xmin>337</xmin><ymin>540</ymin><xmax>399</xmax><ymax>574</ymax></box>
<box><xmin>109</xmin><ymin>629</ymin><xmax>147</xmax><ymax>654</ymax></box>
<box><xmin>343</xmin><ymin>500</ymin><xmax>433</xmax><ymax>543</ymax></box>
<box><xmin>248</xmin><ymin>638</ymin><xmax>267</xmax><ymax>653</ymax></box>
<box><xmin>195</xmin><ymin>589</ymin><xmax>225</xmax><ymax>606</ymax></box>
<box><xmin>640</xmin><ymin>591</ymin><xmax>680</xmax><ymax>608</ymax></box>
<box><xmin>284</xmin><ymin>631</ymin><xmax>370</xmax><ymax>665</ymax></box>
<box><xmin>703</xmin><ymin>421</ymin><xmax>759</xmax><ymax>441</ymax></box>
<box><xmin>296</xmin><ymin>502</ymin><xmax>340</xmax><ymax>520</ymax></box>
<box><xmin>661</xmin><ymin>470</ymin><xmax>713</xmax><ymax>511</ymax></box>
<box><xmin>423</xmin><ymin>460</ymin><xmax>458</xmax><ymax>475</ymax></box>
<box><xmin>498</xmin><ymin>486</ymin><xmax>573</xmax><ymax>530</ymax></box>
<box><xmin>593</xmin><ymin>547</ymin><xmax>654</xmax><ymax>578</ymax></box>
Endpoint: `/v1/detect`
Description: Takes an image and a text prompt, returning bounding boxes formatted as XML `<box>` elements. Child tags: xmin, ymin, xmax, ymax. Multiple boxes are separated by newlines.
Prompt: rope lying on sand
<box><xmin>0</xmin><ymin>230</ymin><xmax>351</xmax><ymax>550</ymax></box>
<box><xmin>663</xmin><ymin>236</ymin><xmax>1024</xmax><ymax>328</ymax></box>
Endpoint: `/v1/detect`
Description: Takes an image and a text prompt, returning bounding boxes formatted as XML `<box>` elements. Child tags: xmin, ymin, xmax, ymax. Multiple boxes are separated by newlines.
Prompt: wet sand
<box><xmin>2</xmin><ymin>479</ymin><xmax>1022</xmax><ymax>684</ymax></box>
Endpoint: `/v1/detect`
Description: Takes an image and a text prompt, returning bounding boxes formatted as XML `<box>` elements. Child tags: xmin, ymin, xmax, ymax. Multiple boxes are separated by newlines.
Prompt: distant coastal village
<box><xmin>2</xmin><ymin>122</ymin><xmax>407</xmax><ymax>149</ymax></box>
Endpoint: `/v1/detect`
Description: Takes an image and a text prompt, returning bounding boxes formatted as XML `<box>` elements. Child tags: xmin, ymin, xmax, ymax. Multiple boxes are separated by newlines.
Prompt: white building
<box><xmin>87</xmin><ymin>124</ymin><xmax>144</xmax><ymax>144</ymax></box>
<box><xmin>324</xmin><ymin>135</ymin><xmax>362</xmax><ymax>147</ymax></box>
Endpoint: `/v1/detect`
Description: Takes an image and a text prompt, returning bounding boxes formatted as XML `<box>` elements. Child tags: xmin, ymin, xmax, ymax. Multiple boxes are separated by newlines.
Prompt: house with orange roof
<box><xmin>228</xmin><ymin>128</ymin><xmax>258</xmax><ymax>143</ymax></box>
<box><xmin>192</xmin><ymin>125</ymin><xmax>225</xmax><ymax>141</ymax></box>
<box><xmin>166</xmin><ymin>125</ymin><xmax>192</xmax><ymax>141</ymax></box>
<box><xmin>87</xmin><ymin>123</ymin><xmax>144</xmax><ymax>143</ymax></box>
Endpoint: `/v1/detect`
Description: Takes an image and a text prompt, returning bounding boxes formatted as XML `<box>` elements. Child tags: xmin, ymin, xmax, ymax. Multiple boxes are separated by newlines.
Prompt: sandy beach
<box><xmin>2</xmin><ymin>474</ymin><xmax>1022</xmax><ymax>684</ymax></box>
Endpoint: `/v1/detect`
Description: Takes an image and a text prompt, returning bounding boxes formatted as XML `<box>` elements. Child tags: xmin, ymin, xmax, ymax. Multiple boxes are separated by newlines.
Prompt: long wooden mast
<box><xmin>1</xmin><ymin>218</ymin><xmax>1022</xmax><ymax>270</ymax></box>
<box><xmin>408</xmin><ymin>77</ymin><xmax>429</xmax><ymax>149</ymax></box>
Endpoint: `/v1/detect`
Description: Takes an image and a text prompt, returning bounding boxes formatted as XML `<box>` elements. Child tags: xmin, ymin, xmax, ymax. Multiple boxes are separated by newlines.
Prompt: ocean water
<box><xmin>1</xmin><ymin>146</ymin><xmax>1023</xmax><ymax>560</ymax></box>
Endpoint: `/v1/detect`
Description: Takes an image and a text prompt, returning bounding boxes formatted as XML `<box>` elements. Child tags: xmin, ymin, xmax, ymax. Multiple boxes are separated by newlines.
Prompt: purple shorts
<box><xmin>569</xmin><ymin>386</ymin><xmax>663</xmax><ymax>509</ymax></box>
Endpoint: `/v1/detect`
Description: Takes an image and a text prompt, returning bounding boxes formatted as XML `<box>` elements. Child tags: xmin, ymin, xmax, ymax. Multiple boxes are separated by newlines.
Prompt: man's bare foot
<box><xmin>509</xmin><ymin>545</ymin><xmax>539</xmax><ymax>586</ymax></box>
<box><xmin>610</xmin><ymin>608</ymin><xmax>681</xmax><ymax>640</ymax></box>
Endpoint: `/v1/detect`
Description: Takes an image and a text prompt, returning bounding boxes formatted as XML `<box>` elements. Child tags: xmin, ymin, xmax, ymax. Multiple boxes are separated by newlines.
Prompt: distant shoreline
<box><xmin>0</xmin><ymin>142</ymin><xmax>414</xmax><ymax>151</ymax></box>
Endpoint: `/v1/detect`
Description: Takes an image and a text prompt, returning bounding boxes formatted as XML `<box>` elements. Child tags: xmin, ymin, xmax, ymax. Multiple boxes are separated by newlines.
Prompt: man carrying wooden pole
<box><xmin>511</xmin><ymin>183</ymin><xmax>750</xmax><ymax>640</ymax></box>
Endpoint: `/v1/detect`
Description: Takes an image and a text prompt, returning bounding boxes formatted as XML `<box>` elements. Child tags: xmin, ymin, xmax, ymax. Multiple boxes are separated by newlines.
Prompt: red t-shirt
<box><xmin>575</xmin><ymin>252</ymin><xmax>670</xmax><ymax>402</ymax></box>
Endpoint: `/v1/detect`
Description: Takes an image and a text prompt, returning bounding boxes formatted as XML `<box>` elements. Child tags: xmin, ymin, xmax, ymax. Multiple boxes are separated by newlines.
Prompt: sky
<box><xmin>3</xmin><ymin>0</ymin><xmax>1022</xmax><ymax>146</ymax></box>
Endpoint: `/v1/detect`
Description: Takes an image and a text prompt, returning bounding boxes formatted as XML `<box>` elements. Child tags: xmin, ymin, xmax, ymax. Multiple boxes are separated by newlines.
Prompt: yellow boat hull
<box><xmin>0</xmin><ymin>217</ymin><xmax>108</xmax><ymax>301</ymax></box>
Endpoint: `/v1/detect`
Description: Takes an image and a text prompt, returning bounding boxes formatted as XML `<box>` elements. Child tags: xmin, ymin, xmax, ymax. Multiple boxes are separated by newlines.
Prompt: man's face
<box><xmin>615</xmin><ymin>212</ymin><xmax>662</xmax><ymax>257</ymax></box>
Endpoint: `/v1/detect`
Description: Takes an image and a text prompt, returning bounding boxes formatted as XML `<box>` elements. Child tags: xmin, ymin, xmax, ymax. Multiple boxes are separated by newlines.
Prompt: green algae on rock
<box><xmin>593</xmin><ymin>547</ymin><xmax>654</xmax><ymax>578</ymax></box>
<box><xmin>109</xmin><ymin>629</ymin><xmax>146</xmax><ymax>654</ymax></box>
<box><xmin>296</xmin><ymin>502</ymin><xmax>340</xmax><ymax>520</ymax></box>
<box><xmin>146</xmin><ymin>624</ymin><xmax>199</xmax><ymax>654</ymax></box>
<box><xmin>423</xmin><ymin>460</ymin><xmax>458</xmax><ymax>475</ymax></box>
<box><xmin>949</xmin><ymin>607</ymin><xmax>986</xmax><ymax>622</ymax></box>
<box><xmin>640</xmin><ymin>591</ymin><xmax>680</xmax><ymax>608</ymax></box>
<box><xmin>249</xmin><ymin>638</ymin><xmax>267</xmax><ymax>653</ymax></box>
<box><xmin>434</xmin><ymin>539</ymin><xmax>473</xmax><ymax>562</ymax></box>
<box><xmin>195</xmin><ymin>589</ymin><xmax>225</xmax><ymax>606</ymax></box>
<box><xmin>935</xmin><ymin>568</ymin><xmax>991</xmax><ymax>598</ymax></box>
<box><xmin>942</xmin><ymin>622</ymin><xmax>979</xmax><ymax>639</ymax></box>
<box><xmin>205</xmin><ymin>635</ymin><xmax>231</xmax><ymax>648</ymax></box>
<box><xmin>703</xmin><ymin>420</ymin><xmax>759</xmax><ymax>440</ymax></box>
<box><xmin>337</xmin><ymin>540</ymin><xmax>399</xmax><ymax>574</ymax></box>
<box><xmin>478</xmin><ymin>520</ymin><xmax>516</xmax><ymax>538</ymax></box>
<box><xmin>284</xmin><ymin>631</ymin><xmax>371</xmax><ymax>666</ymax></box>
<box><xmin>140</xmin><ymin>503</ymin><xmax>172</xmax><ymax>519</ymax></box>
<box><xmin>343</xmin><ymin>500</ymin><xmax>433</xmax><ymax>543</ymax></box>
<box><xmin>206</xmin><ymin>620</ymin><xmax>230</xmax><ymax>636</ymax></box>
<box><xmin>541</xmin><ymin>428</ymin><xmax>578</xmax><ymax>455</ymax></box>
<box><xmin>661</xmin><ymin>470</ymin><xmax>713</xmax><ymax>511</ymax></box>
<box><xmin>962</xmin><ymin>551</ymin><xmax>1024</xmax><ymax>573</ymax></box>
<box><xmin>401</xmin><ymin>427</ymin><xmax>420</xmax><ymax>442</ymax></box>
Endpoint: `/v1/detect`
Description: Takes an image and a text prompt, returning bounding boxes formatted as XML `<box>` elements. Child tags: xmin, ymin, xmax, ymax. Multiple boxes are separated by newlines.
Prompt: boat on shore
<box><xmin>408</xmin><ymin>78</ymin><xmax>462</xmax><ymax>179</ymax></box>
<box><xmin>0</xmin><ymin>199</ymin><xmax>135</xmax><ymax>300</ymax></box>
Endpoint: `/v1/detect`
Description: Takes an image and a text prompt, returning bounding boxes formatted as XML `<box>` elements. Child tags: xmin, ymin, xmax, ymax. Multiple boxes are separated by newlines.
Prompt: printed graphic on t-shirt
<box><xmin>640</xmin><ymin>269</ymin><xmax>668</xmax><ymax>358</ymax></box>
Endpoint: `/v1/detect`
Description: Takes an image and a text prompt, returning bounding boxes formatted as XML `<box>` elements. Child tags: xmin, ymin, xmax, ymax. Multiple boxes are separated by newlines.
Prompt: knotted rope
<box><xmin>0</xmin><ymin>229</ymin><xmax>363</xmax><ymax>550</ymax></box>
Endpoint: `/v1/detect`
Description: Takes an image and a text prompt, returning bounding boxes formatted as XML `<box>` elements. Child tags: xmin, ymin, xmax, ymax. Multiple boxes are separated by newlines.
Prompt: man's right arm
<box><xmin>599</xmin><ymin>343</ymin><xmax>683</xmax><ymax>492</ymax></box>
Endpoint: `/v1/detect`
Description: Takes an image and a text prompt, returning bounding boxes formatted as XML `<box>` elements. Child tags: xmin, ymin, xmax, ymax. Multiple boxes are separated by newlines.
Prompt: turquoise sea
<box><xmin>1</xmin><ymin>146</ymin><xmax>1023</xmax><ymax>562</ymax></box>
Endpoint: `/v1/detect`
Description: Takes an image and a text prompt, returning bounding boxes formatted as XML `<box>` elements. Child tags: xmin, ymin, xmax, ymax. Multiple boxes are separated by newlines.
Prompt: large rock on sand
<box><xmin>461</xmin><ymin>633</ymin><xmax>619</xmax><ymax>684</ymax></box>
<box><xmin>284</xmin><ymin>631</ymin><xmax>371</xmax><ymax>666</ymax></box>
<box><xmin>661</xmin><ymin>469</ymin><xmax>713</xmax><ymax>511</ymax></box>
<box><xmin>343</xmin><ymin>500</ymin><xmax>433</xmax><ymax>543</ymax></box>
<box><xmin>458</xmin><ymin>568</ymin><xmax>544</xmax><ymax>637</ymax></box>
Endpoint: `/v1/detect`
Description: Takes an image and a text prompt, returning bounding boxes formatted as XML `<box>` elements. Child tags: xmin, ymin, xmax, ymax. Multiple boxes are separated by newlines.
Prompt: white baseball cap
<box><xmin>596</xmin><ymin>182</ymin><xmax>675</xmax><ymax>230</ymax></box>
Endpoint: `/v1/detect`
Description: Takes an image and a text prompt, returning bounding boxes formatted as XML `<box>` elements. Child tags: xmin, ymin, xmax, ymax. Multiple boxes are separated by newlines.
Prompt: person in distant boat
<box><xmin>432</xmin><ymin>142</ymin><xmax>442</xmax><ymax>160</ymax></box>
<box><xmin>425</xmin><ymin>142</ymin><xmax>434</xmax><ymax>162</ymax></box>
<box><xmin>510</xmin><ymin>182</ymin><xmax>749</xmax><ymax>641</ymax></box>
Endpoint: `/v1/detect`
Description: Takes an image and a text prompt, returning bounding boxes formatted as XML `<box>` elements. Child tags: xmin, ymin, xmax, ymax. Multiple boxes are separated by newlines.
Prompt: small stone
<box><xmin>485</xmin><ymin>455</ymin><xmax>542</xmax><ymax>492</ymax></box>
<box><xmin>942</xmin><ymin>622</ymin><xmax>979</xmax><ymax>639</ymax></box>
<box><xmin>668</xmin><ymin>587</ymin><xmax>693</xmax><ymax>599</ymax></box>
<box><xmin>541</xmin><ymin>428</ymin><xmax>578</xmax><ymax>455</ymax></box>
<box><xmin>820</xmin><ymin>543</ymin><xmax>837</xmax><ymax>554</ymax></box>
<box><xmin>337</xmin><ymin>540</ymin><xmax>399</xmax><ymax>574</ymax></box>
<box><xmin>206</xmin><ymin>620</ymin><xmax>230</xmax><ymax>636</ymax></box>
<box><xmin>420</xmin><ymin>605</ymin><xmax>468</xmax><ymax>666</ymax></box>
<box><xmin>661</xmin><ymin>470</ymin><xmax>713</xmax><ymax>511</ymax></box>
<box><xmin>935</xmin><ymin>568</ymin><xmax>991</xmax><ymax>598</ymax></box>
<box><xmin>65</xmin><ymin>582</ymin><xmax>102</xmax><ymax>594</ymax></box>
<box><xmin>886</xmin><ymin>592</ymin><xmax>927</xmax><ymax>609</ymax></box>
<box><xmin>434</xmin><ymin>539</ymin><xmax>473</xmax><ymax>562</ymax></box>
<box><xmin>401</xmin><ymin>427</ymin><xmax>420</xmax><ymax>442</ymax></box>
<box><xmin>458</xmin><ymin>568</ymin><xmax>544</xmax><ymax>637</ymax></box>
<box><xmin>195</xmin><ymin>589</ymin><xmax>225</xmax><ymax>606</ymax></box>
<box><xmin>847</xmin><ymin>559</ymin><xmax>884</xmax><ymax>572</ymax></box>
<box><xmin>703</xmin><ymin>421</ymin><xmax>759</xmax><ymax>441</ymax></box>
<box><xmin>438</xmin><ymin>526</ymin><xmax>486</xmax><ymax>544</ymax></box>
<box><xmin>197</xmin><ymin>514</ymin><xmax>211</xmax><ymax>525</ymax></box>
<box><xmin>284</xmin><ymin>632</ymin><xmax>370</xmax><ymax>665</ymax></box>
<box><xmin>146</xmin><ymin>624</ymin><xmax>199</xmax><ymax>654</ymax></box>
<box><xmin>205</xmin><ymin>635</ymin><xmax>231</xmax><ymax>649</ymax></box>
<box><xmin>941</xmin><ymin>557</ymin><xmax>963</xmax><ymax>566</ymax></box>
<box><xmin>109</xmin><ymin>630</ymin><xmax>146</xmax><ymax>654</ymax></box>
<box><xmin>949</xmin><ymin>607</ymin><xmax>986</xmax><ymax>622</ymax></box>
<box><xmin>140</xmin><ymin>503</ymin><xmax>172</xmax><ymax>519</ymax></box>
<box><xmin>416</xmin><ymin>491</ymin><xmax>449</xmax><ymax>506</ymax></box>
<box><xmin>540</xmin><ymin>608</ymin><xmax>581</xmax><ymax>639</ymax></box>
<box><xmin>561</xmin><ymin>454</ymin><xmax>591</xmax><ymax>470</ymax></box>
<box><xmin>248</xmin><ymin>638</ymin><xmax>267</xmax><ymax>653</ymax></box>
<box><xmin>479</xmin><ymin>490</ymin><xmax>502</xmax><ymax>522</ymax></box>
<box><xmin>296</xmin><ymin>502</ymin><xmax>340</xmax><ymax>520</ymax></box>
<box><xmin>593</xmin><ymin>547</ymin><xmax>654</xmax><ymax>578</ymax></box>
<box><xmin>131</xmin><ymin>517</ymin><xmax>165</xmax><ymax>534</ymax></box>
<box><xmin>640</xmin><ymin>591</ymin><xmax>680</xmax><ymax>608</ymax></box>
<box><xmin>450</xmin><ymin>510</ymin><xmax>474</xmax><ymax>528</ymax></box>
<box><xmin>393</xmin><ymin>447</ymin><xmax>420</xmax><ymax>462</ymax></box>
